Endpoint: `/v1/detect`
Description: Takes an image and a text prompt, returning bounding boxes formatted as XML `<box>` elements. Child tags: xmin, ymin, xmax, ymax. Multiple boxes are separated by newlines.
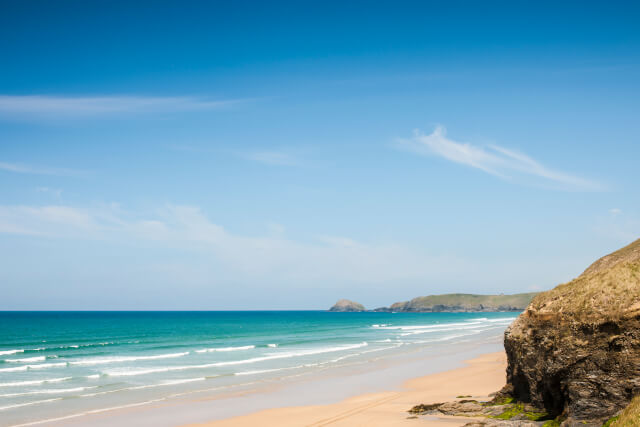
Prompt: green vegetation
<box><xmin>603</xmin><ymin>416</ymin><xmax>619</xmax><ymax>427</ymax></box>
<box><xmin>492</xmin><ymin>403</ymin><xmax>524</xmax><ymax>419</ymax></box>
<box><xmin>456</xmin><ymin>395</ymin><xmax>472</xmax><ymax>398</ymax></box>
<box><xmin>542</xmin><ymin>420</ymin><xmax>561</xmax><ymax>427</ymax></box>
<box><xmin>489</xmin><ymin>402</ymin><xmax>548</xmax><ymax>421</ymax></box>
<box><xmin>484</xmin><ymin>396</ymin><xmax>514</xmax><ymax>406</ymax></box>
<box><xmin>390</xmin><ymin>293</ymin><xmax>538</xmax><ymax>312</ymax></box>
<box><xmin>529</xmin><ymin>238</ymin><xmax>640</xmax><ymax>320</ymax></box>
<box><xmin>611</xmin><ymin>395</ymin><xmax>640</xmax><ymax>426</ymax></box>
<box><xmin>524</xmin><ymin>410</ymin><xmax>549</xmax><ymax>421</ymax></box>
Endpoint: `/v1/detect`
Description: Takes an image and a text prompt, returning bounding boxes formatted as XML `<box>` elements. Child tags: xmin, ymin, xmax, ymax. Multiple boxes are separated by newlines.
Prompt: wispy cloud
<box><xmin>0</xmin><ymin>161</ymin><xmax>82</xmax><ymax>176</ymax></box>
<box><xmin>241</xmin><ymin>150</ymin><xmax>299</xmax><ymax>166</ymax></box>
<box><xmin>0</xmin><ymin>203</ymin><xmax>461</xmax><ymax>284</ymax></box>
<box><xmin>0</xmin><ymin>95</ymin><xmax>244</xmax><ymax>118</ymax></box>
<box><xmin>397</xmin><ymin>126</ymin><xmax>603</xmax><ymax>191</ymax></box>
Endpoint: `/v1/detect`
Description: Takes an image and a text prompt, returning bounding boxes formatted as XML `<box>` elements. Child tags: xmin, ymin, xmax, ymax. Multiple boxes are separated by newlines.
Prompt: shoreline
<box><xmin>4</xmin><ymin>317</ymin><xmax>512</xmax><ymax>427</ymax></box>
<box><xmin>186</xmin><ymin>351</ymin><xmax>507</xmax><ymax>427</ymax></box>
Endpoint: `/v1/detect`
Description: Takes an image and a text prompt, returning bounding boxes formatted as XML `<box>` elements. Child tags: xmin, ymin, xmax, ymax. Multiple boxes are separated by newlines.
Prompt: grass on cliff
<box><xmin>394</xmin><ymin>293</ymin><xmax>538</xmax><ymax>311</ymax></box>
<box><xmin>610</xmin><ymin>395</ymin><xmax>640</xmax><ymax>426</ymax></box>
<box><xmin>528</xmin><ymin>238</ymin><xmax>640</xmax><ymax>321</ymax></box>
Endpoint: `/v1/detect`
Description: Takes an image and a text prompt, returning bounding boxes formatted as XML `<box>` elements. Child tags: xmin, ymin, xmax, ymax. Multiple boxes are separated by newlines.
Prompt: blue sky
<box><xmin>1</xmin><ymin>1</ymin><xmax>639</xmax><ymax>309</ymax></box>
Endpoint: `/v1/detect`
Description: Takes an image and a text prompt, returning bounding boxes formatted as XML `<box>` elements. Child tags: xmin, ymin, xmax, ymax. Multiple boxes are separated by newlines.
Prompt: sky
<box><xmin>1</xmin><ymin>0</ymin><xmax>639</xmax><ymax>310</ymax></box>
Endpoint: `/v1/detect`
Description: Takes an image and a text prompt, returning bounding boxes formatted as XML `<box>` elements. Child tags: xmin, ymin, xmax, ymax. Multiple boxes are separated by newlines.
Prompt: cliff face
<box><xmin>503</xmin><ymin>239</ymin><xmax>640</xmax><ymax>425</ymax></box>
<box><xmin>386</xmin><ymin>293</ymin><xmax>537</xmax><ymax>312</ymax></box>
<box><xmin>328</xmin><ymin>299</ymin><xmax>365</xmax><ymax>312</ymax></box>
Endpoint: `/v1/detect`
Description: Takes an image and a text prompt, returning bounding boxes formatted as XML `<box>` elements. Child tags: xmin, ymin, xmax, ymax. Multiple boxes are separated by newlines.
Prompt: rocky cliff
<box><xmin>380</xmin><ymin>293</ymin><xmax>537</xmax><ymax>312</ymax></box>
<box><xmin>503</xmin><ymin>238</ymin><xmax>640</xmax><ymax>426</ymax></box>
<box><xmin>328</xmin><ymin>299</ymin><xmax>365</xmax><ymax>312</ymax></box>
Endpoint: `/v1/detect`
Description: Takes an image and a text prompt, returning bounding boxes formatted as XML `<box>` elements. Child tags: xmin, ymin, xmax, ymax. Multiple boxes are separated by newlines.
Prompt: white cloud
<box><xmin>0</xmin><ymin>161</ymin><xmax>81</xmax><ymax>176</ymax></box>
<box><xmin>0</xmin><ymin>203</ymin><xmax>462</xmax><ymax>284</ymax></box>
<box><xmin>609</xmin><ymin>208</ymin><xmax>622</xmax><ymax>216</ymax></box>
<box><xmin>398</xmin><ymin>126</ymin><xmax>603</xmax><ymax>191</ymax></box>
<box><xmin>36</xmin><ymin>187</ymin><xmax>63</xmax><ymax>200</ymax></box>
<box><xmin>0</xmin><ymin>205</ymin><xmax>93</xmax><ymax>236</ymax></box>
<box><xmin>0</xmin><ymin>95</ymin><xmax>243</xmax><ymax>118</ymax></box>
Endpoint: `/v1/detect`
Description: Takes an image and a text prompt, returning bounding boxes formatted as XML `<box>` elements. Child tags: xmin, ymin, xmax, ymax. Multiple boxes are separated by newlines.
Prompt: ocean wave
<box><xmin>267</xmin><ymin>344</ymin><xmax>278</xmax><ymax>348</ymax></box>
<box><xmin>69</xmin><ymin>351</ymin><xmax>189</xmax><ymax>366</ymax></box>
<box><xmin>78</xmin><ymin>379</ymin><xmax>208</xmax><ymax>398</ymax></box>
<box><xmin>4</xmin><ymin>356</ymin><xmax>46</xmax><ymax>363</ymax></box>
<box><xmin>80</xmin><ymin>377</ymin><xmax>210</xmax><ymax>397</ymax></box>
<box><xmin>195</xmin><ymin>345</ymin><xmax>255</xmax><ymax>353</ymax></box>
<box><xmin>0</xmin><ymin>377</ymin><xmax>72</xmax><ymax>388</ymax></box>
<box><xmin>105</xmin><ymin>342</ymin><xmax>368</xmax><ymax>377</ymax></box>
<box><xmin>0</xmin><ymin>362</ymin><xmax>67</xmax><ymax>373</ymax></box>
<box><xmin>376</xmin><ymin>321</ymin><xmax>483</xmax><ymax>330</ymax></box>
<box><xmin>399</xmin><ymin>324</ymin><xmax>490</xmax><ymax>336</ymax></box>
<box><xmin>0</xmin><ymin>398</ymin><xmax>63</xmax><ymax>412</ymax></box>
<box><xmin>0</xmin><ymin>387</ymin><xmax>97</xmax><ymax>398</ymax></box>
<box><xmin>235</xmin><ymin>364</ymin><xmax>307</xmax><ymax>376</ymax></box>
<box><xmin>0</xmin><ymin>350</ymin><xmax>24</xmax><ymax>356</ymax></box>
<box><xmin>10</xmin><ymin>398</ymin><xmax>166</xmax><ymax>427</ymax></box>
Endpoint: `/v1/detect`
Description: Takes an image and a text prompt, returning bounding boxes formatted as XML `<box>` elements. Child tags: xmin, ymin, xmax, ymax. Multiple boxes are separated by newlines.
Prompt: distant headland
<box><xmin>329</xmin><ymin>292</ymin><xmax>538</xmax><ymax>313</ymax></box>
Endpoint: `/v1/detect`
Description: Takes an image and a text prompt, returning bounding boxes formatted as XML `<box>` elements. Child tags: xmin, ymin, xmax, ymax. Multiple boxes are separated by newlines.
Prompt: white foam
<box><xmin>0</xmin><ymin>377</ymin><xmax>72</xmax><ymax>388</ymax></box>
<box><xmin>195</xmin><ymin>345</ymin><xmax>255</xmax><ymax>353</ymax></box>
<box><xmin>161</xmin><ymin>377</ymin><xmax>206</xmax><ymax>386</ymax></box>
<box><xmin>70</xmin><ymin>351</ymin><xmax>189</xmax><ymax>366</ymax></box>
<box><xmin>0</xmin><ymin>362</ymin><xmax>67</xmax><ymax>373</ymax></box>
<box><xmin>5</xmin><ymin>356</ymin><xmax>47</xmax><ymax>363</ymax></box>
<box><xmin>235</xmin><ymin>364</ymin><xmax>306</xmax><ymax>376</ymax></box>
<box><xmin>0</xmin><ymin>387</ymin><xmax>96</xmax><ymax>398</ymax></box>
<box><xmin>86</xmin><ymin>374</ymin><xmax>100</xmax><ymax>379</ymax></box>
<box><xmin>105</xmin><ymin>342</ymin><xmax>368</xmax><ymax>377</ymax></box>
<box><xmin>378</xmin><ymin>321</ymin><xmax>483</xmax><ymax>331</ymax></box>
<box><xmin>9</xmin><ymin>398</ymin><xmax>166</xmax><ymax>427</ymax></box>
<box><xmin>267</xmin><ymin>344</ymin><xmax>278</xmax><ymax>348</ymax></box>
<box><xmin>0</xmin><ymin>398</ymin><xmax>62</xmax><ymax>412</ymax></box>
<box><xmin>399</xmin><ymin>324</ymin><xmax>489</xmax><ymax>336</ymax></box>
<box><xmin>0</xmin><ymin>350</ymin><xmax>23</xmax><ymax>356</ymax></box>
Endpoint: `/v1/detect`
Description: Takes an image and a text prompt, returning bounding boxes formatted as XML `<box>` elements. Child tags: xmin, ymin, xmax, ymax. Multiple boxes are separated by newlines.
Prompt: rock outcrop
<box><xmin>408</xmin><ymin>398</ymin><xmax>549</xmax><ymax>426</ymax></box>
<box><xmin>503</xmin><ymin>238</ymin><xmax>640</xmax><ymax>426</ymax></box>
<box><xmin>328</xmin><ymin>299</ymin><xmax>365</xmax><ymax>312</ymax></box>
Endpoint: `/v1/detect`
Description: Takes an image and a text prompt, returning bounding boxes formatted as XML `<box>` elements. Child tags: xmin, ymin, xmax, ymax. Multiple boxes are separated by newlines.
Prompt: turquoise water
<box><xmin>0</xmin><ymin>311</ymin><xmax>517</xmax><ymax>426</ymax></box>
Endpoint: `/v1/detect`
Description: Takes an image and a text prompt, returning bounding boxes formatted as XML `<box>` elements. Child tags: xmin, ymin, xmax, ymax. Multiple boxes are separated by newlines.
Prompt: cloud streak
<box><xmin>0</xmin><ymin>203</ymin><xmax>461</xmax><ymax>284</ymax></box>
<box><xmin>398</xmin><ymin>126</ymin><xmax>603</xmax><ymax>191</ymax></box>
<box><xmin>0</xmin><ymin>95</ymin><xmax>243</xmax><ymax>118</ymax></box>
<box><xmin>0</xmin><ymin>161</ymin><xmax>82</xmax><ymax>176</ymax></box>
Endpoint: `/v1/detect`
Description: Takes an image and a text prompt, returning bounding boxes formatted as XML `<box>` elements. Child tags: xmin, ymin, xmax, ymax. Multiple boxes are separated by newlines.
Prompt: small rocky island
<box><xmin>328</xmin><ymin>299</ymin><xmax>365</xmax><ymax>312</ymax></box>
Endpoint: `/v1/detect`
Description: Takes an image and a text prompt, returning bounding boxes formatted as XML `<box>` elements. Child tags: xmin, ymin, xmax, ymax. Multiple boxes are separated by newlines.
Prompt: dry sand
<box><xmin>186</xmin><ymin>351</ymin><xmax>507</xmax><ymax>427</ymax></box>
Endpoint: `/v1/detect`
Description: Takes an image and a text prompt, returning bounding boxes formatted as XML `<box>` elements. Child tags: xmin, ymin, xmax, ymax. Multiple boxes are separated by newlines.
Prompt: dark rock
<box><xmin>503</xmin><ymin>238</ymin><xmax>640</xmax><ymax>425</ymax></box>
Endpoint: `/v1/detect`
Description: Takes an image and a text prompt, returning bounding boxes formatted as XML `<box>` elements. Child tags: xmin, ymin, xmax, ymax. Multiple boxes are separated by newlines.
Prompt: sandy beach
<box><xmin>188</xmin><ymin>351</ymin><xmax>507</xmax><ymax>427</ymax></box>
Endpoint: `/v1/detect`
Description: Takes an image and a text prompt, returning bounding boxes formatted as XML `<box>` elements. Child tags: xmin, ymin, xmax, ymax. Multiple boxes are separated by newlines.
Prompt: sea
<box><xmin>0</xmin><ymin>311</ymin><xmax>518</xmax><ymax>426</ymax></box>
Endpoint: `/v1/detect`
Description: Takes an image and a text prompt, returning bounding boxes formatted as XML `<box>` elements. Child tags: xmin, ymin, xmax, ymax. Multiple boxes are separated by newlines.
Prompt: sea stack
<box><xmin>328</xmin><ymin>299</ymin><xmax>365</xmax><ymax>312</ymax></box>
<box><xmin>503</xmin><ymin>238</ymin><xmax>640</xmax><ymax>425</ymax></box>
